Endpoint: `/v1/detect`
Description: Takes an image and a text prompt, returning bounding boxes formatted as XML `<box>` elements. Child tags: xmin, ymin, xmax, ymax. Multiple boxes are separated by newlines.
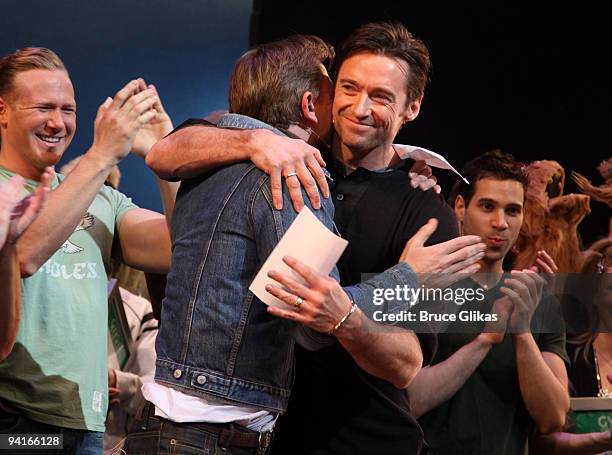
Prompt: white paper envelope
<box><xmin>393</xmin><ymin>144</ymin><xmax>469</xmax><ymax>184</ymax></box>
<box><xmin>249</xmin><ymin>206</ymin><xmax>348</xmax><ymax>308</ymax></box>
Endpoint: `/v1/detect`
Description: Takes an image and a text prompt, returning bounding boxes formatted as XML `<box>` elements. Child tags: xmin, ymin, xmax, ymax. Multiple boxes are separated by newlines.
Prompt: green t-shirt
<box><xmin>0</xmin><ymin>168</ymin><xmax>137</xmax><ymax>431</ymax></box>
<box><xmin>418</xmin><ymin>276</ymin><xmax>569</xmax><ymax>455</ymax></box>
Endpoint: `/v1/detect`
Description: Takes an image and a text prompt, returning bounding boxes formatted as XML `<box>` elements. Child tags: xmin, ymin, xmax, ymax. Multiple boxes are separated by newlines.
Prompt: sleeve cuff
<box><xmin>115</xmin><ymin>370</ymin><xmax>143</xmax><ymax>401</ymax></box>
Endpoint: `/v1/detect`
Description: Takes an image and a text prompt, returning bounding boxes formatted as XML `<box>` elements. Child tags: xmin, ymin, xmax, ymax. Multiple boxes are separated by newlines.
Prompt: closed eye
<box><xmin>340</xmin><ymin>83</ymin><xmax>358</xmax><ymax>94</ymax></box>
<box><xmin>372</xmin><ymin>92</ymin><xmax>394</xmax><ymax>103</ymax></box>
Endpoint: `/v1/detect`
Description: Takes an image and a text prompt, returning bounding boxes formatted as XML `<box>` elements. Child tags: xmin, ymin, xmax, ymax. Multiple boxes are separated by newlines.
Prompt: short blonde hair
<box><xmin>0</xmin><ymin>47</ymin><xmax>67</xmax><ymax>100</ymax></box>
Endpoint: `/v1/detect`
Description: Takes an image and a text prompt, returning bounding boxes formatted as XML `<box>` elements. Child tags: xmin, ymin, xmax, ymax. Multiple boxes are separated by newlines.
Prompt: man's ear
<box><xmin>402</xmin><ymin>94</ymin><xmax>423</xmax><ymax>124</ymax></box>
<box><xmin>454</xmin><ymin>194</ymin><xmax>466</xmax><ymax>222</ymax></box>
<box><xmin>301</xmin><ymin>91</ymin><xmax>317</xmax><ymax>124</ymax></box>
<box><xmin>454</xmin><ymin>194</ymin><xmax>466</xmax><ymax>234</ymax></box>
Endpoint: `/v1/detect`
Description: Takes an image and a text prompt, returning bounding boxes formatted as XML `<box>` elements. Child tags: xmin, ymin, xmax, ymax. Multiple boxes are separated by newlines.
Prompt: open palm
<box><xmin>131</xmin><ymin>85</ymin><xmax>173</xmax><ymax>158</ymax></box>
<box><xmin>1</xmin><ymin>168</ymin><xmax>53</xmax><ymax>248</ymax></box>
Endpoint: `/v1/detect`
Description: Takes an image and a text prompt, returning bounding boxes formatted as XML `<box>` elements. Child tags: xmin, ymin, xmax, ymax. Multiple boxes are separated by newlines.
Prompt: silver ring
<box><xmin>293</xmin><ymin>296</ymin><xmax>303</xmax><ymax>308</ymax></box>
<box><xmin>285</xmin><ymin>172</ymin><xmax>298</xmax><ymax>179</ymax></box>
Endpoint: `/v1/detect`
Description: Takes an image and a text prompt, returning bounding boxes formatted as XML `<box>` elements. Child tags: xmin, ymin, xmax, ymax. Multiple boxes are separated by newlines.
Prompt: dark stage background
<box><xmin>1</xmin><ymin>2</ymin><xmax>609</xmax><ymax>245</ymax></box>
<box><xmin>251</xmin><ymin>2</ymin><xmax>611</xmax><ymax>245</ymax></box>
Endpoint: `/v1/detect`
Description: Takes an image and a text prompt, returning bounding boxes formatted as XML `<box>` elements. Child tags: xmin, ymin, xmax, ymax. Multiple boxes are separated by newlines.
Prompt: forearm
<box><xmin>155</xmin><ymin>176</ymin><xmax>178</xmax><ymax>224</ymax></box>
<box><xmin>335</xmin><ymin>309</ymin><xmax>423</xmax><ymax>389</ymax></box>
<box><xmin>118</xmin><ymin>210</ymin><xmax>172</xmax><ymax>274</ymax></box>
<box><xmin>532</xmin><ymin>431</ymin><xmax>612</xmax><ymax>455</ymax></box>
<box><xmin>16</xmin><ymin>150</ymin><xmax>113</xmax><ymax>276</ymax></box>
<box><xmin>407</xmin><ymin>336</ymin><xmax>493</xmax><ymax>418</ymax></box>
<box><xmin>331</xmin><ymin>264</ymin><xmax>422</xmax><ymax>388</ymax></box>
<box><xmin>0</xmin><ymin>243</ymin><xmax>20</xmax><ymax>360</ymax></box>
<box><xmin>146</xmin><ymin>126</ymin><xmax>254</xmax><ymax>180</ymax></box>
<box><xmin>514</xmin><ymin>333</ymin><xmax>569</xmax><ymax>433</ymax></box>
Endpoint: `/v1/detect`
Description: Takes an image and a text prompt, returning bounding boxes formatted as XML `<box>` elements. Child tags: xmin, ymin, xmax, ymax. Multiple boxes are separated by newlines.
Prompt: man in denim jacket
<box><xmin>123</xmin><ymin>34</ymin><xmax>472</xmax><ymax>455</ymax></box>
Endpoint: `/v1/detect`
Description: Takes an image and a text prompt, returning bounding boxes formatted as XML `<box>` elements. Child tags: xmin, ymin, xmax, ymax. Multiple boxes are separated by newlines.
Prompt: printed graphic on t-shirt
<box><xmin>92</xmin><ymin>391</ymin><xmax>103</xmax><ymax>413</ymax></box>
<box><xmin>61</xmin><ymin>212</ymin><xmax>94</xmax><ymax>254</ymax></box>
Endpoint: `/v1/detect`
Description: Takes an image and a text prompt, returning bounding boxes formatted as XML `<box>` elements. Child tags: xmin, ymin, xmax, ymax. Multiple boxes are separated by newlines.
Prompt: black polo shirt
<box><xmin>272</xmin><ymin>159</ymin><xmax>459</xmax><ymax>455</ymax></box>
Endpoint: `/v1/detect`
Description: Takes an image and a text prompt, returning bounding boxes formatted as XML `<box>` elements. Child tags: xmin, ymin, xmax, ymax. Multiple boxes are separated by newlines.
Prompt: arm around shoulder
<box><xmin>146</xmin><ymin>124</ymin><xmax>256</xmax><ymax>180</ymax></box>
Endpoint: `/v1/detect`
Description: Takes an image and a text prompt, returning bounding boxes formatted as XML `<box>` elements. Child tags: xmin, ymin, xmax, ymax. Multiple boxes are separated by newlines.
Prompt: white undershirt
<box><xmin>141</xmin><ymin>381</ymin><xmax>276</xmax><ymax>432</ymax></box>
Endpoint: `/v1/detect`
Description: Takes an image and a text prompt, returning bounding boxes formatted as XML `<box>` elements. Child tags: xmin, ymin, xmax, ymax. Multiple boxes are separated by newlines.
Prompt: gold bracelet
<box><xmin>328</xmin><ymin>301</ymin><xmax>358</xmax><ymax>335</ymax></box>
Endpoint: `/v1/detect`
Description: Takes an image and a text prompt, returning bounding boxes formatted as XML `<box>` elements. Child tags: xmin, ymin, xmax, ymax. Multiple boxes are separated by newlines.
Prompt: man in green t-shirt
<box><xmin>407</xmin><ymin>150</ymin><xmax>570</xmax><ymax>454</ymax></box>
<box><xmin>0</xmin><ymin>47</ymin><xmax>175</xmax><ymax>453</ymax></box>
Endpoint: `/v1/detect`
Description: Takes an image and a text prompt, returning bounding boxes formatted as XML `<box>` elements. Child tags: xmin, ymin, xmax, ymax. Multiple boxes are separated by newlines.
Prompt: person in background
<box><xmin>410</xmin><ymin>150</ymin><xmax>570</xmax><ymax>455</ymax></box>
<box><xmin>0</xmin><ymin>46</ymin><xmax>174</xmax><ymax>453</ymax></box>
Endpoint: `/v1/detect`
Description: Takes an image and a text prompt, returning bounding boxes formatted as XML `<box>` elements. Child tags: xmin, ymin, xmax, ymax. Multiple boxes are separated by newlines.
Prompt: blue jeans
<box><xmin>0</xmin><ymin>406</ymin><xmax>103</xmax><ymax>454</ymax></box>
<box><xmin>123</xmin><ymin>403</ymin><xmax>264</xmax><ymax>455</ymax></box>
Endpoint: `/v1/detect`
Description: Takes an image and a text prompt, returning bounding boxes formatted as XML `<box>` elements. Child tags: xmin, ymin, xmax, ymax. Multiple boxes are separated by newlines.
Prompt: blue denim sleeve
<box><xmin>343</xmin><ymin>263</ymin><xmax>418</xmax><ymax>322</ymax></box>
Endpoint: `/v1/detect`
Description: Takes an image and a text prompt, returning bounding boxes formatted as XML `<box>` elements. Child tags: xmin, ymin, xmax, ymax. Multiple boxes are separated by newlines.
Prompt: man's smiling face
<box><xmin>0</xmin><ymin>69</ymin><xmax>76</xmax><ymax>175</ymax></box>
<box><xmin>332</xmin><ymin>52</ymin><xmax>420</xmax><ymax>158</ymax></box>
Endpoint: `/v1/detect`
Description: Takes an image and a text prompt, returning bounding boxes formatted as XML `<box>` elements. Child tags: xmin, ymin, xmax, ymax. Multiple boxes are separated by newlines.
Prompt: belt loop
<box><xmin>135</xmin><ymin>400</ymin><xmax>146</xmax><ymax>421</ymax></box>
<box><xmin>219</xmin><ymin>422</ymin><xmax>235</xmax><ymax>449</ymax></box>
<box><xmin>142</xmin><ymin>402</ymin><xmax>152</xmax><ymax>431</ymax></box>
<box><xmin>258</xmin><ymin>431</ymin><xmax>272</xmax><ymax>454</ymax></box>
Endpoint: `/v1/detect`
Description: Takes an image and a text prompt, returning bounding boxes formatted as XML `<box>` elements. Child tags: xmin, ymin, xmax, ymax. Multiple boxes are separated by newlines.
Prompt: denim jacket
<box><xmin>155</xmin><ymin>114</ymin><xmax>418</xmax><ymax>413</ymax></box>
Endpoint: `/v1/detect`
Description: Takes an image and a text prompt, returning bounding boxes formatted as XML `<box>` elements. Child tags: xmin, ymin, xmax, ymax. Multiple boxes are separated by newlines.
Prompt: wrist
<box><xmin>247</xmin><ymin>129</ymin><xmax>273</xmax><ymax>162</ymax></box>
<box><xmin>474</xmin><ymin>333</ymin><xmax>497</xmax><ymax>349</ymax></box>
<box><xmin>511</xmin><ymin>332</ymin><xmax>534</xmax><ymax>343</ymax></box>
<box><xmin>329</xmin><ymin>300</ymin><xmax>359</xmax><ymax>337</ymax></box>
<box><xmin>132</xmin><ymin>141</ymin><xmax>155</xmax><ymax>160</ymax></box>
<box><xmin>84</xmin><ymin>146</ymin><xmax>120</xmax><ymax>170</ymax></box>
<box><xmin>333</xmin><ymin>305</ymin><xmax>364</xmax><ymax>340</ymax></box>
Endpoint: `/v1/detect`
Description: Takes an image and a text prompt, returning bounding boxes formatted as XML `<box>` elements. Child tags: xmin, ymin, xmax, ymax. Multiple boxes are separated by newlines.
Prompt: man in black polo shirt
<box><xmin>147</xmin><ymin>22</ymin><xmax>478</xmax><ymax>454</ymax></box>
<box><xmin>268</xmin><ymin>22</ymin><xmax>460</xmax><ymax>455</ymax></box>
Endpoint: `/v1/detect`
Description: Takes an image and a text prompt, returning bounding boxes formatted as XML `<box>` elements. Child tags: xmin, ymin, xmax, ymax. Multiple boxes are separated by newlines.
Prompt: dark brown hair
<box><xmin>334</xmin><ymin>21</ymin><xmax>431</xmax><ymax>103</ymax></box>
<box><xmin>449</xmin><ymin>150</ymin><xmax>529</xmax><ymax>207</ymax></box>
